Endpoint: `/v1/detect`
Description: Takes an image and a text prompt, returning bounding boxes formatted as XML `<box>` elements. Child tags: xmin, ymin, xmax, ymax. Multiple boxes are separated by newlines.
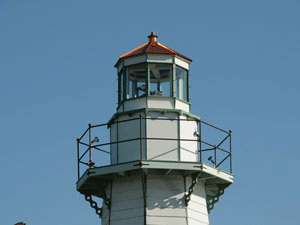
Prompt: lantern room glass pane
<box><xmin>127</xmin><ymin>64</ymin><xmax>147</xmax><ymax>99</ymax></box>
<box><xmin>149</xmin><ymin>63</ymin><xmax>171</xmax><ymax>96</ymax></box>
<box><xmin>176</xmin><ymin>66</ymin><xmax>188</xmax><ymax>101</ymax></box>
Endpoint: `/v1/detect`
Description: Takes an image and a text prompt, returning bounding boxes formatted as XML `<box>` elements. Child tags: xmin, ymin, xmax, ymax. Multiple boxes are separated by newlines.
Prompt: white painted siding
<box><xmin>175</xmin><ymin>99</ymin><xmax>190</xmax><ymax>112</ymax></box>
<box><xmin>118</xmin><ymin>97</ymin><xmax>192</xmax><ymax>113</ymax></box>
<box><xmin>188</xmin><ymin>201</ymin><xmax>208</xmax><ymax>215</ymax></box>
<box><xmin>174</xmin><ymin>57</ymin><xmax>190</xmax><ymax>70</ymax></box>
<box><xmin>111</xmin><ymin>216</ymin><xmax>144</xmax><ymax>225</ymax></box>
<box><xmin>124</xmin><ymin>55</ymin><xmax>147</xmax><ymax>66</ymax></box>
<box><xmin>110</xmin><ymin>114</ymin><xmax>146</xmax><ymax>164</ymax></box>
<box><xmin>113</xmin><ymin>198</ymin><xmax>144</xmax><ymax>211</ymax></box>
<box><xmin>188</xmin><ymin>209</ymin><xmax>210</xmax><ymax>224</ymax></box>
<box><xmin>111</xmin><ymin>207</ymin><xmax>144</xmax><ymax>221</ymax></box>
<box><xmin>102</xmin><ymin>203</ymin><xmax>109</xmax><ymax>225</ymax></box>
<box><xmin>189</xmin><ymin>218</ymin><xmax>210</xmax><ymax>225</ymax></box>
<box><xmin>111</xmin><ymin>111</ymin><xmax>200</xmax><ymax>163</ymax></box>
<box><xmin>180</xmin><ymin>116</ymin><xmax>198</xmax><ymax>162</ymax></box>
<box><xmin>123</xmin><ymin>97</ymin><xmax>147</xmax><ymax>111</ymax></box>
<box><xmin>110</xmin><ymin>174</ymin><xmax>145</xmax><ymax>225</ymax></box>
<box><xmin>110</xmin><ymin>123</ymin><xmax>118</xmax><ymax>164</ymax></box>
<box><xmin>102</xmin><ymin>182</ymin><xmax>112</xmax><ymax>225</ymax></box>
<box><xmin>147</xmin><ymin>98</ymin><xmax>174</xmax><ymax>109</ymax></box>
<box><xmin>102</xmin><ymin>174</ymin><xmax>210</xmax><ymax>224</ymax></box>
<box><xmin>146</xmin><ymin>113</ymin><xmax>179</xmax><ymax>161</ymax></box>
<box><xmin>146</xmin><ymin>175</ymin><xmax>187</xmax><ymax>225</ymax></box>
<box><xmin>147</xmin><ymin>54</ymin><xmax>173</xmax><ymax>63</ymax></box>
<box><xmin>118</xmin><ymin>97</ymin><xmax>191</xmax><ymax>113</ymax></box>
<box><xmin>186</xmin><ymin>177</ymin><xmax>209</xmax><ymax>225</ymax></box>
<box><xmin>147</xmin><ymin>216</ymin><xmax>187</xmax><ymax>224</ymax></box>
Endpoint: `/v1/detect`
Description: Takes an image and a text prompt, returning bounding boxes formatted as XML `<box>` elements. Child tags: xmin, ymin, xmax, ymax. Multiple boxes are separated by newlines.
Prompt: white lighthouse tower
<box><xmin>76</xmin><ymin>32</ymin><xmax>234</xmax><ymax>225</ymax></box>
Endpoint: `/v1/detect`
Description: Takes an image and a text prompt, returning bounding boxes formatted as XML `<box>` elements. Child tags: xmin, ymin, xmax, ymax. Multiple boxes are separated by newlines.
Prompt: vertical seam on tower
<box><xmin>142</xmin><ymin>172</ymin><xmax>147</xmax><ymax>225</ymax></box>
<box><xmin>122</xmin><ymin>64</ymin><xmax>125</xmax><ymax>112</ymax></box>
<box><xmin>146</xmin><ymin>61</ymin><xmax>149</xmax><ymax>109</ymax></box>
<box><xmin>146</xmin><ymin>56</ymin><xmax>150</xmax><ymax>97</ymax></box>
<box><xmin>184</xmin><ymin>176</ymin><xmax>189</xmax><ymax>225</ymax></box>
<box><xmin>177</xmin><ymin>115</ymin><xmax>181</xmax><ymax>161</ymax></box>
<box><xmin>116</xmin><ymin>117</ymin><xmax>119</xmax><ymax>164</ymax></box>
<box><xmin>187</xmin><ymin>67</ymin><xmax>190</xmax><ymax>104</ymax></box>
<box><xmin>108</xmin><ymin>180</ymin><xmax>113</xmax><ymax>225</ymax></box>
<box><xmin>172</xmin><ymin>56</ymin><xmax>176</xmax><ymax>98</ymax></box>
<box><xmin>145</xmin><ymin>114</ymin><xmax>147</xmax><ymax>160</ymax></box>
<box><xmin>139</xmin><ymin>114</ymin><xmax>143</xmax><ymax>160</ymax></box>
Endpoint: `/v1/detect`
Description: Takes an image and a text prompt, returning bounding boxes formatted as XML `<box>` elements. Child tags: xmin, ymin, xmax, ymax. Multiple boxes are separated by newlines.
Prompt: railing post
<box><xmin>214</xmin><ymin>146</ymin><xmax>217</xmax><ymax>167</ymax></box>
<box><xmin>89</xmin><ymin>123</ymin><xmax>91</xmax><ymax>145</ymax></box>
<box><xmin>199</xmin><ymin>120</ymin><xmax>202</xmax><ymax>163</ymax></box>
<box><xmin>77</xmin><ymin>138</ymin><xmax>80</xmax><ymax>180</ymax></box>
<box><xmin>88</xmin><ymin>123</ymin><xmax>93</xmax><ymax>167</ymax></box>
<box><xmin>139</xmin><ymin>115</ymin><xmax>143</xmax><ymax>161</ymax></box>
<box><xmin>229</xmin><ymin>130</ymin><xmax>232</xmax><ymax>173</ymax></box>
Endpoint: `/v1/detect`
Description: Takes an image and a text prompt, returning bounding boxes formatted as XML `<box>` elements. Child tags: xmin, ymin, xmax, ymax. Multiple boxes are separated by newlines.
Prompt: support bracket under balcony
<box><xmin>185</xmin><ymin>172</ymin><xmax>202</xmax><ymax>206</ymax></box>
<box><xmin>83</xmin><ymin>190</ymin><xmax>111</xmax><ymax>219</ymax></box>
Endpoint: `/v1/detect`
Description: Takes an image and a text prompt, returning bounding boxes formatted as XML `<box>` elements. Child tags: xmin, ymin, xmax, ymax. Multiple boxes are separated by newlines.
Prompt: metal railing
<box><xmin>76</xmin><ymin>116</ymin><xmax>232</xmax><ymax>180</ymax></box>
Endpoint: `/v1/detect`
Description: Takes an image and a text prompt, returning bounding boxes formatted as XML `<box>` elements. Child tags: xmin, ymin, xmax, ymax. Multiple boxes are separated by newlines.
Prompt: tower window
<box><xmin>119</xmin><ymin>71</ymin><xmax>124</xmax><ymax>103</ymax></box>
<box><xmin>119</xmin><ymin>63</ymin><xmax>188</xmax><ymax>103</ymax></box>
<box><xmin>149</xmin><ymin>63</ymin><xmax>171</xmax><ymax>97</ymax></box>
<box><xmin>126</xmin><ymin>64</ymin><xmax>147</xmax><ymax>99</ymax></box>
<box><xmin>176</xmin><ymin>66</ymin><xmax>188</xmax><ymax>101</ymax></box>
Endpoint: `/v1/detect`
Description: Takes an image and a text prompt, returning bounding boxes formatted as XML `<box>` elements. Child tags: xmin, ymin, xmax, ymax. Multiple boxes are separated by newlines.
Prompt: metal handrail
<box><xmin>76</xmin><ymin>117</ymin><xmax>232</xmax><ymax>179</ymax></box>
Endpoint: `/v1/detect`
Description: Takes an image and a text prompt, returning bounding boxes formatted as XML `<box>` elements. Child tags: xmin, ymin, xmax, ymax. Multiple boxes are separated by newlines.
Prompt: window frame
<box><xmin>118</xmin><ymin>62</ymin><xmax>190</xmax><ymax>105</ymax></box>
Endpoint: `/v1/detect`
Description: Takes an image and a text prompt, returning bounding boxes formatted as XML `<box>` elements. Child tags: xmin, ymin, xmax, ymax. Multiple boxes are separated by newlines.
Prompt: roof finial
<box><xmin>148</xmin><ymin>31</ymin><xmax>157</xmax><ymax>43</ymax></box>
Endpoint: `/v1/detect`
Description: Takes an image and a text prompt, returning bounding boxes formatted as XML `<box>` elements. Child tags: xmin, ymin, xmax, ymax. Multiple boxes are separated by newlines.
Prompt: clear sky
<box><xmin>0</xmin><ymin>0</ymin><xmax>299</xmax><ymax>224</ymax></box>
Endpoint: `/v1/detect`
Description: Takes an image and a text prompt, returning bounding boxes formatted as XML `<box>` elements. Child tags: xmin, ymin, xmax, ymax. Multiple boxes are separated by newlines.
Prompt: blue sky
<box><xmin>0</xmin><ymin>0</ymin><xmax>299</xmax><ymax>224</ymax></box>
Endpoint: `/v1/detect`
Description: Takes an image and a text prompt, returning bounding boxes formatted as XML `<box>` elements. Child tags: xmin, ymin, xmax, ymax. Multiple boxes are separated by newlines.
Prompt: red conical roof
<box><xmin>115</xmin><ymin>32</ymin><xmax>192</xmax><ymax>67</ymax></box>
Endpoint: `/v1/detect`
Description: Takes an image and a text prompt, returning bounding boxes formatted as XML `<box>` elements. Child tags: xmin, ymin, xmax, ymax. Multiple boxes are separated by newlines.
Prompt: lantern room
<box><xmin>115</xmin><ymin>32</ymin><xmax>192</xmax><ymax>113</ymax></box>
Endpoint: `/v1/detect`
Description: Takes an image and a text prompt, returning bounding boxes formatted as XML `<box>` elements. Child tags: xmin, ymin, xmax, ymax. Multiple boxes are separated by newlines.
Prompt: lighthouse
<box><xmin>76</xmin><ymin>32</ymin><xmax>234</xmax><ymax>225</ymax></box>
